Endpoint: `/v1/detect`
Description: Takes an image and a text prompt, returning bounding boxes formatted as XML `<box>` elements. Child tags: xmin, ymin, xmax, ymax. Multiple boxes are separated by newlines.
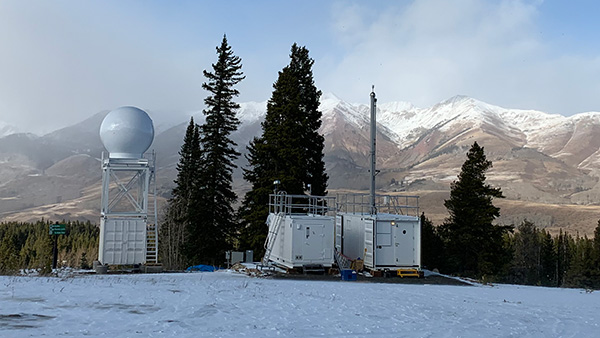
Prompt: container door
<box><xmin>364</xmin><ymin>218</ymin><xmax>374</xmax><ymax>267</ymax></box>
<box><xmin>394</xmin><ymin>220</ymin><xmax>418</xmax><ymax>266</ymax></box>
<box><xmin>335</xmin><ymin>215</ymin><xmax>343</xmax><ymax>253</ymax></box>
<box><xmin>375</xmin><ymin>220</ymin><xmax>394</xmax><ymax>266</ymax></box>
<box><xmin>302</xmin><ymin>221</ymin><xmax>325</xmax><ymax>261</ymax></box>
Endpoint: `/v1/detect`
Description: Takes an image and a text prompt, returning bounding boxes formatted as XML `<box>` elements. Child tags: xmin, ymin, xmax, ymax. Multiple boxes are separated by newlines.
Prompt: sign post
<box><xmin>49</xmin><ymin>224</ymin><xmax>66</xmax><ymax>235</ymax></box>
<box><xmin>49</xmin><ymin>224</ymin><xmax>66</xmax><ymax>269</ymax></box>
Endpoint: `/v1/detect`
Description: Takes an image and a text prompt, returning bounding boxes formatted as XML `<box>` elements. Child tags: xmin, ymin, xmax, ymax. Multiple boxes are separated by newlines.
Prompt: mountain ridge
<box><xmin>2</xmin><ymin>94</ymin><xmax>600</xmax><ymax>235</ymax></box>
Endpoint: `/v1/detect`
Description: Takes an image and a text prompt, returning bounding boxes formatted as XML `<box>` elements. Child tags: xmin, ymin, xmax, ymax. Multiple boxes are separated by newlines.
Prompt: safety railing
<box><xmin>336</xmin><ymin>193</ymin><xmax>419</xmax><ymax>216</ymax></box>
<box><xmin>269</xmin><ymin>193</ymin><xmax>337</xmax><ymax>216</ymax></box>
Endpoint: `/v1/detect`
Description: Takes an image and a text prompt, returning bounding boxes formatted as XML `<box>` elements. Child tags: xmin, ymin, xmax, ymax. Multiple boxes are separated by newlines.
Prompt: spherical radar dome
<box><xmin>100</xmin><ymin>106</ymin><xmax>155</xmax><ymax>159</ymax></box>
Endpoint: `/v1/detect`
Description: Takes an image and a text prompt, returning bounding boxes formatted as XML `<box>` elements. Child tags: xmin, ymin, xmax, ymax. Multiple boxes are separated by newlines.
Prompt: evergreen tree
<box><xmin>194</xmin><ymin>34</ymin><xmax>244</xmax><ymax>265</ymax></box>
<box><xmin>590</xmin><ymin>221</ymin><xmax>600</xmax><ymax>288</ymax></box>
<box><xmin>540</xmin><ymin>230</ymin><xmax>557</xmax><ymax>286</ymax></box>
<box><xmin>0</xmin><ymin>231</ymin><xmax>20</xmax><ymax>273</ymax></box>
<box><xmin>161</xmin><ymin>117</ymin><xmax>202</xmax><ymax>269</ymax></box>
<box><xmin>555</xmin><ymin>229</ymin><xmax>570</xmax><ymax>287</ymax></box>
<box><xmin>80</xmin><ymin>252</ymin><xmax>90</xmax><ymax>270</ymax></box>
<box><xmin>438</xmin><ymin>141</ymin><xmax>512</xmax><ymax>278</ymax></box>
<box><xmin>420</xmin><ymin>212</ymin><xmax>444</xmax><ymax>271</ymax></box>
<box><xmin>511</xmin><ymin>220</ymin><xmax>541</xmax><ymax>285</ymax></box>
<box><xmin>239</xmin><ymin>44</ymin><xmax>328</xmax><ymax>256</ymax></box>
<box><xmin>288</xmin><ymin>44</ymin><xmax>328</xmax><ymax>196</ymax></box>
<box><xmin>565</xmin><ymin>234</ymin><xmax>595</xmax><ymax>288</ymax></box>
<box><xmin>236</xmin><ymin>137</ymin><xmax>271</xmax><ymax>255</ymax></box>
<box><xmin>593</xmin><ymin>220</ymin><xmax>600</xmax><ymax>269</ymax></box>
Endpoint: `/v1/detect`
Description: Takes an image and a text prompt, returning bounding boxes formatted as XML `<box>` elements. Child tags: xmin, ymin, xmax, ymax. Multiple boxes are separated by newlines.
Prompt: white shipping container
<box><xmin>336</xmin><ymin>213</ymin><xmax>421</xmax><ymax>270</ymax></box>
<box><xmin>99</xmin><ymin>218</ymin><xmax>147</xmax><ymax>265</ymax></box>
<box><xmin>267</xmin><ymin>214</ymin><xmax>335</xmax><ymax>269</ymax></box>
<box><xmin>264</xmin><ymin>194</ymin><xmax>336</xmax><ymax>269</ymax></box>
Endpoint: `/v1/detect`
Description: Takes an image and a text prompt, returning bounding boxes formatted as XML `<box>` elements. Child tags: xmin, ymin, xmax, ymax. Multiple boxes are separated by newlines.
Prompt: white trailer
<box><xmin>335</xmin><ymin>194</ymin><xmax>421</xmax><ymax>273</ymax></box>
<box><xmin>263</xmin><ymin>193</ymin><xmax>336</xmax><ymax>270</ymax></box>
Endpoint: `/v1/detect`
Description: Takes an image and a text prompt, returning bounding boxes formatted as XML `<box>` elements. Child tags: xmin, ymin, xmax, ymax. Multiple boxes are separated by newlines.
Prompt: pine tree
<box><xmin>160</xmin><ymin>117</ymin><xmax>201</xmax><ymax>269</ymax></box>
<box><xmin>592</xmin><ymin>221</ymin><xmax>600</xmax><ymax>284</ymax></box>
<box><xmin>511</xmin><ymin>220</ymin><xmax>541</xmax><ymax>285</ymax></box>
<box><xmin>238</xmin><ymin>44</ymin><xmax>328</xmax><ymax>256</ymax></box>
<box><xmin>555</xmin><ymin>229</ymin><xmax>570</xmax><ymax>287</ymax></box>
<box><xmin>592</xmin><ymin>220</ymin><xmax>600</xmax><ymax>268</ymax></box>
<box><xmin>288</xmin><ymin>44</ymin><xmax>328</xmax><ymax>196</ymax></box>
<box><xmin>0</xmin><ymin>231</ymin><xmax>20</xmax><ymax>273</ymax></box>
<box><xmin>236</xmin><ymin>137</ymin><xmax>272</xmax><ymax>255</ymax></box>
<box><xmin>565</xmin><ymin>234</ymin><xmax>595</xmax><ymax>288</ymax></box>
<box><xmin>420</xmin><ymin>212</ymin><xmax>444</xmax><ymax>271</ymax></box>
<box><xmin>540</xmin><ymin>230</ymin><xmax>557</xmax><ymax>286</ymax></box>
<box><xmin>438</xmin><ymin>141</ymin><xmax>512</xmax><ymax>278</ymax></box>
<box><xmin>194</xmin><ymin>34</ymin><xmax>245</xmax><ymax>265</ymax></box>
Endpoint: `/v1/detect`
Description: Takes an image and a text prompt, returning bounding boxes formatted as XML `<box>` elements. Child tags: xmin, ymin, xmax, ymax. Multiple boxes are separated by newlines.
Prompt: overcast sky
<box><xmin>1</xmin><ymin>0</ymin><xmax>599</xmax><ymax>134</ymax></box>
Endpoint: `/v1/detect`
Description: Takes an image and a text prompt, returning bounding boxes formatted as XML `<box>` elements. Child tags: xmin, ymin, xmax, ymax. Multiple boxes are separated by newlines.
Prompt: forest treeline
<box><xmin>1</xmin><ymin>217</ymin><xmax>598</xmax><ymax>289</ymax></box>
<box><xmin>422</xmin><ymin>216</ymin><xmax>600</xmax><ymax>289</ymax></box>
<box><xmin>420</xmin><ymin>142</ymin><xmax>600</xmax><ymax>290</ymax></box>
<box><xmin>0</xmin><ymin>220</ymin><xmax>98</xmax><ymax>274</ymax></box>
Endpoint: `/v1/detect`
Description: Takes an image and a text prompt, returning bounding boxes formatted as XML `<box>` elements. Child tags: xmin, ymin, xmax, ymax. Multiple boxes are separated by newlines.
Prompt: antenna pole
<box><xmin>370</xmin><ymin>87</ymin><xmax>377</xmax><ymax>215</ymax></box>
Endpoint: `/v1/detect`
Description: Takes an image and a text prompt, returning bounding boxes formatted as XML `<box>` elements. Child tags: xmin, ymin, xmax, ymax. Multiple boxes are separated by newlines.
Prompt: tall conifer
<box><xmin>439</xmin><ymin>141</ymin><xmax>511</xmax><ymax>277</ymax></box>
<box><xmin>194</xmin><ymin>35</ymin><xmax>244</xmax><ymax>265</ymax></box>
<box><xmin>239</xmin><ymin>44</ymin><xmax>328</xmax><ymax>256</ymax></box>
<box><xmin>160</xmin><ymin>117</ymin><xmax>201</xmax><ymax>269</ymax></box>
<box><xmin>289</xmin><ymin>44</ymin><xmax>328</xmax><ymax>196</ymax></box>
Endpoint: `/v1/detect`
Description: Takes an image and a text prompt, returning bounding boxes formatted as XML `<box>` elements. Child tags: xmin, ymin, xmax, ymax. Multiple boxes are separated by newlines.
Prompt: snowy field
<box><xmin>1</xmin><ymin>270</ymin><xmax>599</xmax><ymax>337</ymax></box>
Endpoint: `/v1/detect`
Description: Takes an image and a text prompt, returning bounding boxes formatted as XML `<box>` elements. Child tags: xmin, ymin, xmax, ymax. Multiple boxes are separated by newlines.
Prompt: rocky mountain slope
<box><xmin>321</xmin><ymin>94</ymin><xmax>600</xmax><ymax>205</ymax></box>
<box><xmin>1</xmin><ymin>95</ymin><xmax>599</xmax><ymax>234</ymax></box>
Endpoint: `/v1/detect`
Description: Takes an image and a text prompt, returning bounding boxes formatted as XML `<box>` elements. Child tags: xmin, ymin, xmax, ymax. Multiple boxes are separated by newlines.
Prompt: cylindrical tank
<box><xmin>99</xmin><ymin>106</ymin><xmax>154</xmax><ymax>159</ymax></box>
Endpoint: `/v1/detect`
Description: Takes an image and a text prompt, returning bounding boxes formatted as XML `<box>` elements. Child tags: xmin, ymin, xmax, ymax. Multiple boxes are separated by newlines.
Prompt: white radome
<box><xmin>99</xmin><ymin>106</ymin><xmax>154</xmax><ymax>159</ymax></box>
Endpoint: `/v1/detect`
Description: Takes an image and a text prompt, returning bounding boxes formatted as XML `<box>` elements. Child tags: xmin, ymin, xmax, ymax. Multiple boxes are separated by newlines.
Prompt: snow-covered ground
<box><xmin>1</xmin><ymin>270</ymin><xmax>599</xmax><ymax>337</ymax></box>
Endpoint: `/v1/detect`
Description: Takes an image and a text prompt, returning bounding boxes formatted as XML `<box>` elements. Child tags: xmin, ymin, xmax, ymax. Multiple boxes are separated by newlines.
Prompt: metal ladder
<box><xmin>262</xmin><ymin>212</ymin><xmax>285</xmax><ymax>266</ymax></box>
<box><xmin>146</xmin><ymin>224</ymin><xmax>158</xmax><ymax>264</ymax></box>
<box><xmin>145</xmin><ymin>159</ymin><xmax>158</xmax><ymax>265</ymax></box>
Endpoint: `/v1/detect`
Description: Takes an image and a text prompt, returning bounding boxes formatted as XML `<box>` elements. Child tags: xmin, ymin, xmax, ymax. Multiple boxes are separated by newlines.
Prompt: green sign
<box><xmin>49</xmin><ymin>224</ymin><xmax>66</xmax><ymax>235</ymax></box>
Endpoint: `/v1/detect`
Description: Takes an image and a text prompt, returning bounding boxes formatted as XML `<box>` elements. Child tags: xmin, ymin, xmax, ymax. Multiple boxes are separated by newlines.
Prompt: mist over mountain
<box><xmin>1</xmin><ymin>94</ymin><xmax>600</xmax><ymax>235</ymax></box>
<box><xmin>0</xmin><ymin>120</ymin><xmax>18</xmax><ymax>138</ymax></box>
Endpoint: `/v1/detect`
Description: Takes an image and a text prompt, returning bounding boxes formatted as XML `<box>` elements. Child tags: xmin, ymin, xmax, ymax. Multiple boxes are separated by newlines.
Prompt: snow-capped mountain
<box><xmin>237</xmin><ymin>100</ymin><xmax>268</xmax><ymax>124</ymax></box>
<box><xmin>2</xmin><ymin>94</ymin><xmax>600</xmax><ymax>234</ymax></box>
<box><xmin>319</xmin><ymin>94</ymin><xmax>600</xmax><ymax>212</ymax></box>
<box><xmin>327</xmin><ymin>94</ymin><xmax>600</xmax><ymax>162</ymax></box>
<box><xmin>323</xmin><ymin>93</ymin><xmax>600</xmax><ymax>170</ymax></box>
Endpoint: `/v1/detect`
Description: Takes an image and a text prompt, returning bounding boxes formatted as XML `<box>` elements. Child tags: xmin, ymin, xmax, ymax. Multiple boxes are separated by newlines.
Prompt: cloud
<box><xmin>321</xmin><ymin>0</ymin><xmax>600</xmax><ymax>115</ymax></box>
<box><xmin>0</xmin><ymin>0</ymin><xmax>598</xmax><ymax>135</ymax></box>
<box><xmin>0</xmin><ymin>2</ymin><xmax>203</xmax><ymax>134</ymax></box>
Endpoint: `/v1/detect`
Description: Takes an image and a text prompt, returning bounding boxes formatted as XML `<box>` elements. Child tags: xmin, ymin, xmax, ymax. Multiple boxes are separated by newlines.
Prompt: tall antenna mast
<box><xmin>370</xmin><ymin>86</ymin><xmax>377</xmax><ymax>214</ymax></box>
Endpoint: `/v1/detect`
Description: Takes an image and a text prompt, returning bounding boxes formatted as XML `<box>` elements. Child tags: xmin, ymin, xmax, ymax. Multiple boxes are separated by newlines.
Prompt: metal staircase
<box><xmin>334</xmin><ymin>249</ymin><xmax>352</xmax><ymax>270</ymax></box>
<box><xmin>262</xmin><ymin>212</ymin><xmax>285</xmax><ymax>266</ymax></box>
